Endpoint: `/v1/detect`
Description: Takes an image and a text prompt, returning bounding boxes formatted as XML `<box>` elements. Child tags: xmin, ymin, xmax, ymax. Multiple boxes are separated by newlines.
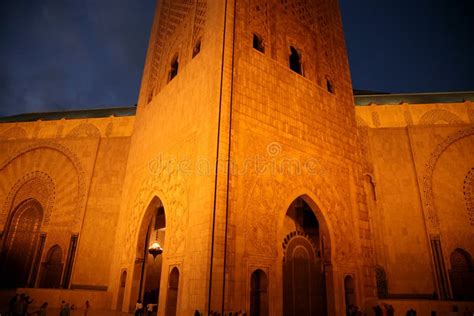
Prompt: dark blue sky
<box><xmin>1</xmin><ymin>0</ymin><xmax>473</xmax><ymax>116</ymax></box>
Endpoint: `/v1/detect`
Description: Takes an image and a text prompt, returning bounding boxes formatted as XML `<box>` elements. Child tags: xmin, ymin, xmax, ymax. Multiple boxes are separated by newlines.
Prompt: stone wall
<box><xmin>224</xmin><ymin>0</ymin><xmax>374</xmax><ymax>314</ymax></box>
<box><xmin>0</xmin><ymin>116</ymin><xmax>133</xmax><ymax>300</ymax></box>
<box><xmin>356</xmin><ymin>101</ymin><xmax>474</xmax><ymax>309</ymax></box>
<box><xmin>1</xmin><ymin>0</ymin><xmax>473</xmax><ymax>314</ymax></box>
<box><xmin>111</xmin><ymin>1</ymin><xmax>229</xmax><ymax>314</ymax></box>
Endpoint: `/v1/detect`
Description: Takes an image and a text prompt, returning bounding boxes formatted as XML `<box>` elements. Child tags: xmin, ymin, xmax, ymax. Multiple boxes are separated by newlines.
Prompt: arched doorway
<box><xmin>117</xmin><ymin>270</ymin><xmax>127</xmax><ymax>311</ymax></box>
<box><xmin>450</xmin><ymin>248</ymin><xmax>474</xmax><ymax>300</ymax></box>
<box><xmin>165</xmin><ymin>267</ymin><xmax>179</xmax><ymax>316</ymax></box>
<box><xmin>39</xmin><ymin>245</ymin><xmax>63</xmax><ymax>288</ymax></box>
<box><xmin>282</xmin><ymin>197</ymin><xmax>327</xmax><ymax>316</ymax></box>
<box><xmin>250</xmin><ymin>269</ymin><xmax>269</xmax><ymax>316</ymax></box>
<box><xmin>131</xmin><ymin>197</ymin><xmax>166</xmax><ymax>311</ymax></box>
<box><xmin>344</xmin><ymin>275</ymin><xmax>356</xmax><ymax>312</ymax></box>
<box><xmin>0</xmin><ymin>199</ymin><xmax>43</xmax><ymax>288</ymax></box>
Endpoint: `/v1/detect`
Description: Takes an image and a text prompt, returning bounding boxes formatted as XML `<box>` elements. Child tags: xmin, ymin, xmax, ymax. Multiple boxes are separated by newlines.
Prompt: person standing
<box><xmin>146</xmin><ymin>303</ymin><xmax>156</xmax><ymax>316</ymax></box>
<box><xmin>14</xmin><ymin>294</ymin><xmax>25</xmax><ymax>316</ymax></box>
<box><xmin>8</xmin><ymin>294</ymin><xmax>19</xmax><ymax>316</ymax></box>
<box><xmin>83</xmin><ymin>300</ymin><xmax>90</xmax><ymax>316</ymax></box>
<box><xmin>22</xmin><ymin>296</ymin><xmax>33</xmax><ymax>316</ymax></box>
<box><xmin>31</xmin><ymin>302</ymin><xmax>48</xmax><ymax>316</ymax></box>
<box><xmin>60</xmin><ymin>302</ymin><xmax>71</xmax><ymax>316</ymax></box>
<box><xmin>135</xmin><ymin>300</ymin><xmax>144</xmax><ymax>316</ymax></box>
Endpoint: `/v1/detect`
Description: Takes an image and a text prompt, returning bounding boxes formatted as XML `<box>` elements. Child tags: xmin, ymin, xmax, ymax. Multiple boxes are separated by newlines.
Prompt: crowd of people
<box><xmin>7</xmin><ymin>293</ymin><xmax>34</xmax><ymax>316</ymax></box>
<box><xmin>371</xmin><ymin>304</ymin><xmax>473</xmax><ymax>316</ymax></box>
<box><xmin>134</xmin><ymin>300</ymin><xmax>248</xmax><ymax>316</ymax></box>
<box><xmin>6</xmin><ymin>295</ymin><xmax>90</xmax><ymax>316</ymax></box>
<box><xmin>198</xmin><ymin>311</ymin><xmax>247</xmax><ymax>316</ymax></box>
<box><xmin>6</xmin><ymin>294</ymin><xmax>474</xmax><ymax>315</ymax></box>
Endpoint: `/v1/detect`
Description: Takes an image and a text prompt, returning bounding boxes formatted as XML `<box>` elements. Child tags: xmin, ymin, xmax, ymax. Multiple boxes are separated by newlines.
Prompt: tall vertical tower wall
<box><xmin>111</xmin><ymin>1</ymin><xmax>231</xmax><ymax>315</ymax></box>
<box><xmin>224</xmin><ymin>0</ymin><xmax>376</xmax><ymax>314</ymax></box>
<box><xmin>112</xmin><ymin>0</ymin><xmax>376</xmax><ymax>314</ymax></box>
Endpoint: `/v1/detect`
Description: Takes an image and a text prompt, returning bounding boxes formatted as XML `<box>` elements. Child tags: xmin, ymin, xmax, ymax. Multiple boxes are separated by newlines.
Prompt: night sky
<box><xmin>1</xmin><ymin>0</ymin><xmax>473</xmax><ymax>117</ymax></box>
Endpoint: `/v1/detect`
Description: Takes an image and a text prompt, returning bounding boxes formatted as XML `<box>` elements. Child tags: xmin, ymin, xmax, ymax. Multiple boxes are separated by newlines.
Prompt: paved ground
<box><xmin>0</xmin><ymin>308</ymin><xmax>132</xmax><ymax>316</ymax></box>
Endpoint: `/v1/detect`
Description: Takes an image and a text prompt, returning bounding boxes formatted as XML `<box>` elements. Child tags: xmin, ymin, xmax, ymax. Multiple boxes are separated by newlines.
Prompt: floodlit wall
<box><xmin>0</xmin><ymin>115</ymin><xmax>134</xmax><ymax>303</ymax></box>
<box><xmin>356</xmin><ymin>101</ymin><xmax>474</xmax><ymax>305</ymax></box>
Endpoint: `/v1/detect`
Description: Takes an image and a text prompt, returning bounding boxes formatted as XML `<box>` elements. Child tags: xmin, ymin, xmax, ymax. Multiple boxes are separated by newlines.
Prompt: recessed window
<box><xmin>193</xmin><ymin>39</ymin><xmax>201</xmax><ymax>58</ymax></box>
<box><xmin>168</xmin><ymin>54</ymin><xmax>179</xmax><ymax>82</ymax></box>
<box><xmin>326</xmin><ymin>78</ymin><xmax>334</xmax><ymax>93</ymax></box>
<box><xmin>253</xmin><ymin>33</ymin><xmax>265</xmax><ymax>53</ymax></box>
<box><xmin>250</xmin><ymin>269</ymin><xmax>269</xmax><ymax>316</ymax></box>
<box><xmin>289</xmin><ymin>46</ymin><xmax>302</xmax><ymax>75</ymax></box>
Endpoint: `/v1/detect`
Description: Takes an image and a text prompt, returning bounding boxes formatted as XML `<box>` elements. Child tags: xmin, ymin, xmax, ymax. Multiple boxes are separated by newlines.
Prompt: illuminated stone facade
<box><xmin>0</xmin><ymin>0</ymin><xmax>473</xmax><ymax>315</ymax></box>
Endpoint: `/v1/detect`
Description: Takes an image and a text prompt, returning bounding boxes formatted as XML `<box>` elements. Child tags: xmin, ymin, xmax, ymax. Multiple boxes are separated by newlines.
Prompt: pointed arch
<box><xmin>1</xmin><ymin>171</ymin><xmax>55</xmax><ymax>227</ymax></box>
<box><xmin>281</xmin><ymin>196</ymin><xmax>328</xmax><ymax>316</ymax></box>
<box><xmin>344</xmin><ymin>275</ymin><xmax>356</xmax><ymax>311</ymax></box>
<box><xmin>0</xmin><ymin>199</ymin><xmax>44</xmax><ymax>288</ymax></box>
<box><xmin>0</xmin><ymin>126</ymin><xmax>28</xmax><ymax>140</ymax></box>
<box><xmin>66</xmin><ymin>123</ymin><xmax>101</xmax><ymax>138</ymax></box>
<box><xmin>135</xmin><ymin>196</ymin><xmax>166</xmax><ymax>258</ymax></box>
<box><xmin>165</xmin><ymin>267</ymin><xmax>180</xmax><ymax>316</ymax></box>
<box><xmin>450</xmin><ymin>248</ymin><xmax>474</xmax><ymax>300</ymax></box>
<box><xmin>116</xmin><ymin>269</ymin><xmax>127</xmax><ymax>311</ymax></box>
<box><xmin>279</xmin><ymin>192</ymin><xmax>335</xmax><ymax>264</ymax></box>
<box><xmin>0</xmin><ymin>142</ymin><xmax>86</xmax><ymax>227</ymax></box>
<box><xmin>39</xmin><ymin>245</ymin><xmax>63</xmax><ymax>288</ymax></box>
<box><xmin>422</xmin><ymin>127</ymin><xmax>474</xmax><ymax>227</ymax></box>
<box><xmin>289</xmin><ymin>46</ymin><xmax>303</xmax><ymax>75</ymax></box>
<box><xmin>419</xmin><ymin>109</ymin><xmax>464</xmax><ymax>125</ymax></box>
<box><xmin>130</xmin><ymin>195</ymin><xmax>167</xmax><ymax>312</ymax></box>
<box><xmin>250</xmin><ymin>269</ymin><xmax>269</xmax><ymax>316</ymax></box>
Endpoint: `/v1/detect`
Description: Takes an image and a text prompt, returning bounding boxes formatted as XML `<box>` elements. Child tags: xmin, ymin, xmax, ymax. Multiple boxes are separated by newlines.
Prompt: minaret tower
<box><xmin>112</xmin><ymin>0</ymin><xmax>375</xmax><ymax>315</ymax></box>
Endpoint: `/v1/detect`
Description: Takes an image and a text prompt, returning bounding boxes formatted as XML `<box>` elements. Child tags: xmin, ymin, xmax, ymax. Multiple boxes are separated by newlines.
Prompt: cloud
<box><xmin>0</xmin><ymin>0</ymin><xmax>155</xmax><ymax>116</ymax></box>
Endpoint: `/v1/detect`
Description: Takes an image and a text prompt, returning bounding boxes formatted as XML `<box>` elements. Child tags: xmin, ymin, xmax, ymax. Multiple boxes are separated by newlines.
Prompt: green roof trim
<box><xmin>0</xmin><ymin>106</ymin><xmax>137</xmax><ymax>123</ymax></box>
<box><xmin>2</xmin><ymin>91</ymin><xmax>473</xmax><ymax>123</ymax></box>
<box><xmin>355</xmin><ymin>91</ymin><xmax>474</xmax><ymax>106</ymax></box>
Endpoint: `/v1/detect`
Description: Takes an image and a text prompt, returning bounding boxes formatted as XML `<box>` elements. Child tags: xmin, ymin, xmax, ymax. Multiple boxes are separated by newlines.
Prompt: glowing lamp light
<box><xmin>148</xmin><ymin>241</ymin><xmax>163</xmax><ymax>259</ymax></box>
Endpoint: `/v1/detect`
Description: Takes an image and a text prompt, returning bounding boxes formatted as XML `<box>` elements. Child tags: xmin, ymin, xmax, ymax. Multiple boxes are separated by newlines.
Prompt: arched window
<box><xmin>253</xmin><ymin>34</ymin><xmax>265</xmax><ymax>53</ymax></box>
<box><xmin>131</xmin><ymin>197</ymin><xmax>166</xmax><ymax>312</ymax></box>
<box><xmin>344</xmin><ymin>275</ymin><xmax>356</xmax><ymax>312</ymax></box>
<box><xmin>375</xmin><ymin>265</ymin><xmax>388</xmax><ymax>298</ymax></box>
<box><xmin>450</xmin><ymin>249</ymin><xmax>474</xmax><ymax>300</ymax></box>
<box><xmin>250</xmin><ymin>269</ymin><xmax>269</xmax><ymax>316</ymax></box>
<box><xmin>168</xmin><ymin>54</ymin><xmax>179</xmax><ymax>82</ymax></box>
<box><xmin>117</xmin><ymin>270</ymin><xmax>127</xmax><ymax>311</ymax></box>
<box><xmin>289</xmin><ymin>46</ymin><xmax>302</xmax><ymax>75</ymax></box>
<box><xmin>120</xmin><ymin>270</ymin><xmax>127</xmax><ymax>287</ymax></box>
<box><xmin>165</xmin><ymin>267</ymin><xmax>180</xmax><ymax>316</ymax></box>
<box><xmin>193</xmin><ymin>39</ymin><xmax>202</xmax><ymax>58</ymax></box>
<box><xmin>326</xmin><ymin>78</ymin><xmax>334</xmax><ymax>94</ymax></box>
<box><xmin>0</xmin><ymin>199</ymin><xmax>43</xmax><ymax>288</ymax></box>
<box><xmin>39</xmin><ymin>245</ymin><xmax>63</xmax><ymax>288</ymax></box>
<box><xmin>283</xmin><ymin>197</ymin><xmax>327</xmax><ymax>316</ymax></box>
